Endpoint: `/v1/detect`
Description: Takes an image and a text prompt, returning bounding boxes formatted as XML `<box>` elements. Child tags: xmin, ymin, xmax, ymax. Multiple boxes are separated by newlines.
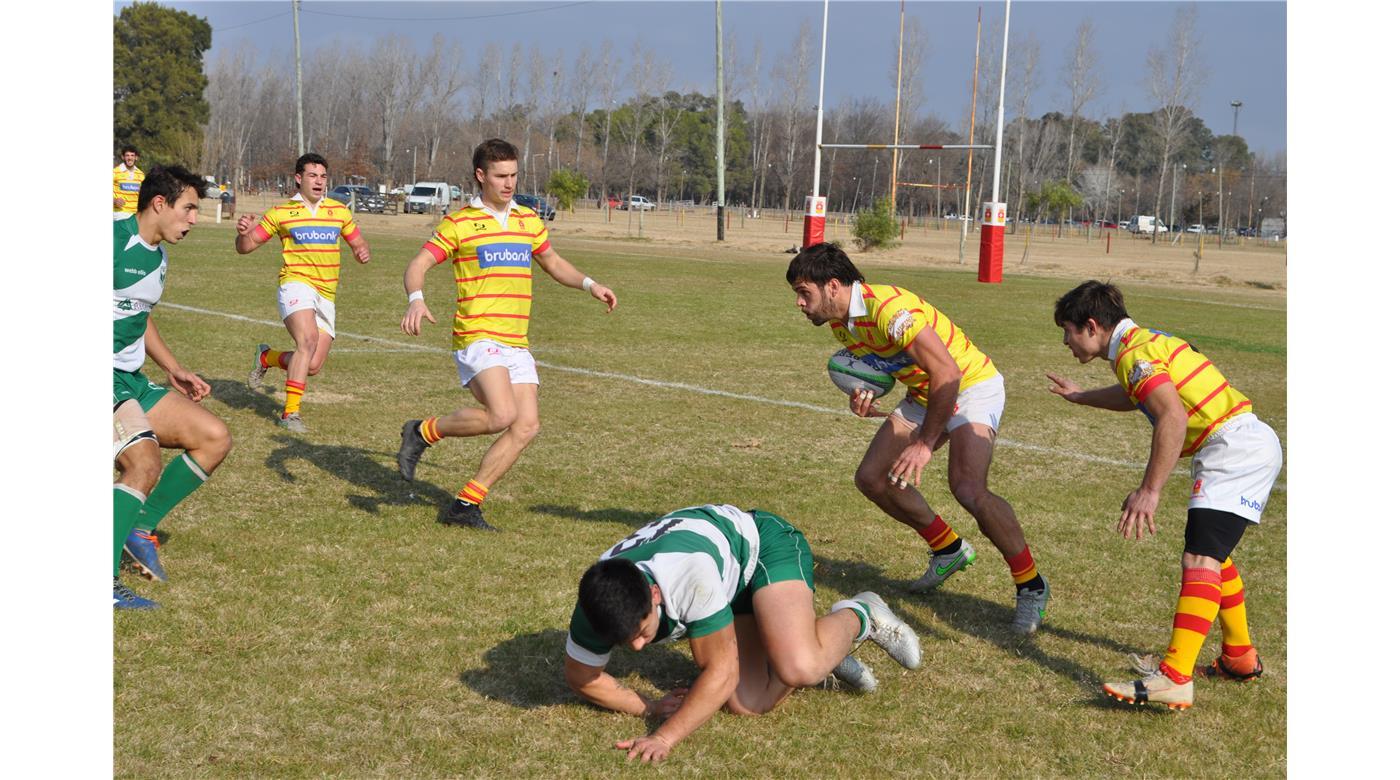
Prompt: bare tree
<box><xmin>1146</xmin><ymin>6</ymin><xmax>1206</xmax><ymax>243</ymax></box>
<box><xmin>569</xmin><ymin>46</ymin><xmax>594</xmax><ymax>169</ymax></box>
<box><xmin>773</xmin><ymin>21</ymin><xmax>813</xmax><ymax>214</ymax></box>
<box><xmin>1062</xmin><ymin>19</ymin><xmax>1101</xmax><ymax>182</ymax></box>
<box><xmin>367</xmin><ymin>37</ymin><xmax>427</xmax><ymax>179</ymax></box>
<box><xmin>202</xmin><ymin>43</ymin><xmax>260</xmax><ymax>186</ymax></box>
<box><xmin>419</xmin><ymin>34</ymin><xmax>466</xmax><ymax>178</ymax></box>
<box><xmin>470</xmin><ymin>43</ymin><xmax>502</xmax><ymax>144</ymax></box>
<box><xmin>619</xmin><ymin>39</ymin><xmax>659</xmax><ymax>199</ymax></box>
<box><xmin>544</xmin><ymin>50</ymin><xmax>567</xmax><ymax>171</ymax></box>
<box><xmin>1009</xmin><ymin>32</ymin><xmax>1040</xmax><ymax>226</ymax></box>
<box><xmin>519</xmin><ymin>49</ymin><xmax>549</xmax><ymax>190</ymax></box>
<box><xmin>596</xmin><ymin>40</ymin><xmax>618</xmax><ymax>200</ymax></box>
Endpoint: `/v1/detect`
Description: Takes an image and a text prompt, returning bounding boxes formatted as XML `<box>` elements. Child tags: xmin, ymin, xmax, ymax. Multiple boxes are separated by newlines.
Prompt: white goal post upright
<box><xmin>803</xmin><ymin>0</ymin><xmax>832</xmax><ymax>248</ymax></box>
<box><xmin>978</xmin><ymin>0</ymin><xmax>1013</xmax><ymax>284</ymax></box>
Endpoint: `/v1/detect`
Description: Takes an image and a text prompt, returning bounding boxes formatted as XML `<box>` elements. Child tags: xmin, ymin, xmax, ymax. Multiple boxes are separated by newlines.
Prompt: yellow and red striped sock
<box><xmin>916</xmin><ymin>514</ymin><xmax>960</xmax><ymax>553</ymax></box>
<box><xmin>419</xmin><ymin>417</ymin><xmax>445</xmax><ymax>445</ymax></box>
<box><xmin>1003</xmin><ymin>545</ymin><xmax>1040</xmax><ymax>588</ymax></box>
<box><xmin>283</xmin><ymin>380</ymin><xmax>305</xmax><ymax>416</ymax></box>
<box><xmin>457</xmin><ymin>480</ymin><xmax>489</xmax><ymax>506</ymax></box>
<box><xmin>1217</xmin><ymin>557</ymin><xmax>1253</xmax><ymax>658</ymax></box>
<box><xmin>1161</xmin><ymin>567</ymin><xmax>1223</xmax><ymax>682</ymax></box>
<box><xmin>263</xmin><ymin>348</ymin><xmax>292</xmax><ymax>371</ymax></box>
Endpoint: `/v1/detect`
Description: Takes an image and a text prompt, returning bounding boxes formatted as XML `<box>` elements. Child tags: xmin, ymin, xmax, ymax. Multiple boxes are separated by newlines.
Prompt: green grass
<box><xmin>116</xmin><ymin>221</ymin><xmax>1286</xmax><ymax>777</ymax></box>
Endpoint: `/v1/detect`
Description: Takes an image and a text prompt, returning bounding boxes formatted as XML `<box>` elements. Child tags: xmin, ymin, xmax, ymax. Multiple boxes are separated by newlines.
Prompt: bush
<box><xmin>852</xmin><ymin>197</ymin><xmax>899</xmax><ymax>250</ymax></box>
<box><xmin>545</xmin><ymin>168</ymin><xmax>589</xmax><ymax>211</ymax></box>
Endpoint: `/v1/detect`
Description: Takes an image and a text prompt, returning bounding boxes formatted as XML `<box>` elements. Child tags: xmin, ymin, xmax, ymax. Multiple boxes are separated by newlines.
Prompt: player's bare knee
<box><xmin>197</xmin><ymin>417</ymin><xmax>234</xmax><ymax>463</ymax></box>
<box><xmin>950</xmin><ymin>479</ymin><xmax>986</xmax><ymax>513</ymax></box>
<box><xmin>854</xmin><ymin>467</ymin><xmax>886</xmax><ymax>499</ymax></box>
<box><xmin>772</xmin><ymin>657</ymin><xmax>826</xmax><ymax>689</ymax></box>
<box><xmin>485</xmin><ymin>408</ymin><xmax>517</xmax><ymax>434</ymax></box>
<box><xmin>512</xmin><ymin>418</ymin><xmax>541</xmax><ymax>443</ymax></box>
<box><xmin>723</xmin><ymin>695</ymin><xmax>769</xmax><ymax>717</ymax></box>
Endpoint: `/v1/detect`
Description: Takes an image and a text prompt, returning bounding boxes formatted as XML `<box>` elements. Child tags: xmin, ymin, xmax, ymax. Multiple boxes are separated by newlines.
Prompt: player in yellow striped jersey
<box><xmin>235</xmin><ymin>153</ymin><xmax>371</xmax><ymax>432</ymax></box>
<box><xmin>112</xmin><ymin>144</ymin><xmax>143</xmax><ymax>212</ymax></box>
<box><xmin>397</xmin><ymin>139</ymin><xmax>617</xmax><ymax>530</ymax></box>
<box><xmin>1049</xmin><ymin>280</ymin><xmax>1282</xmax><ymax>709</ymax></box>
<box><xmin>786</xmin><ymin>243</ymin><xmax>1049</xmax><ymax>634</ymax></box>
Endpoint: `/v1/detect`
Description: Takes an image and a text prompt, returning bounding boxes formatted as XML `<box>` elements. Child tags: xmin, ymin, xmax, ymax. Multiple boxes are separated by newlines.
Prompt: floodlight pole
<box><xmin>293</xmin><ymin>0</ymin><xmax>305</xmax><ymax>155</ymax></box>
<box><xmin>715</xmin><ymin>0</ymin><xmax>726</xmax><ymax>241</ymax></box>
<box><xmin>803</xmin><ymin>0</ymin><xmax>831</xmax><ymax>247</ymax></box>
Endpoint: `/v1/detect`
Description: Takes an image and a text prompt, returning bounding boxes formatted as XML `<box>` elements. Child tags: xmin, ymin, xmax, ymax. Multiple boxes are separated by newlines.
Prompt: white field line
<box><xmin>160</xmin><ymin>302</ymin><xmax>1285</xmax><ymax>489</ymax></box>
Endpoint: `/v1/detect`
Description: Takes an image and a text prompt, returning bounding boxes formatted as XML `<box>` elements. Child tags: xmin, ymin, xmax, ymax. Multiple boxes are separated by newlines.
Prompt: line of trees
<box><xmin>174</xmin><ymin>7</ymin><xmax>1285</xmax><ymax>230</ymax></box>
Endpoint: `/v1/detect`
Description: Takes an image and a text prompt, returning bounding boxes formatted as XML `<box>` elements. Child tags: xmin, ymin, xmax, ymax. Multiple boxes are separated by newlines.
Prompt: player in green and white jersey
<box><xmin>565</xmin><ymin>504</ymin><xmax>922</xmax><ymax>763</ymax></box>
<box><xmin>113</xmin><ymin>166</ymin><xmax>232</xmax><ymax>609</ymax></box>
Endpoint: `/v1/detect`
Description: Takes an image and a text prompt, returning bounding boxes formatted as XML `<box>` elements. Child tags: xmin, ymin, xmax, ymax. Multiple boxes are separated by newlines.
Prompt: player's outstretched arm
<box><xmin>233</xmin><ymin>214</ymin><xmax>267</xmax><ymax>254</ymax></box>
<box><xmin>143</xmin><ymin>317</ymin><xmax>210</xmax><ymax>402</ymax></box>
<box><xmin>1118</xmin><ymin>381</ymin><xmax>1186</xmax><ymax>540</ymax></box>
<box><xmin>401</xmin><ymin>248</ymin><xmax>439</xmax><ymax>336</ymax></box>
<box><xmin>1047</xmin><ymin>373</ymin><xmax>1136</xmax><ymax>411</ymax></box>
<box><xmin>534</xmin><ymin>246</ymin><xmax>617</xmax><ymax>312</ymax></box>
<box><xmin>564</xmin><ymin>656</ymin><xmax>657</xmax><ymax>717</ymax></box>
<box><xmin>615</xmin><ymin>627</ymin><xmax>740</xmax><ymax>763</ymax></box>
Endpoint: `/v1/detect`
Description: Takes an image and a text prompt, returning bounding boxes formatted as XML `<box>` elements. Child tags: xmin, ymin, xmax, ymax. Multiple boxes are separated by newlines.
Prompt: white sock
<box><xmin>830</xmin><ymin>599</ymin><xmax>871</xmax><ymax>643</ymax></box>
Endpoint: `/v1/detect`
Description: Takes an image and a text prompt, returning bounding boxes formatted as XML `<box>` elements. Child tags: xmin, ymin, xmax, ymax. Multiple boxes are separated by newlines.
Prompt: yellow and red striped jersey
<box><xmin>1110</xmin><ymin>318</ymin><xmax>1253</xmax><ymax>456</ymax></box>
<box><xmin>422</xmin><ymin>198</ymin><xmax>551</xmax><ymax>350</ymax></box>
<box><xmin>829</xmin><ymin>283</ymin><xmax>997</xmax><ymax>406</ymax></box>
<box><xmin>113</xmin><ymin>164</ymin><xmax>144</xmax><ymax>213</ymax></box>
<box><xmin>251</xmin><ymin>196</ymin><xmax>360</xmax><ymax>300</ymax></box>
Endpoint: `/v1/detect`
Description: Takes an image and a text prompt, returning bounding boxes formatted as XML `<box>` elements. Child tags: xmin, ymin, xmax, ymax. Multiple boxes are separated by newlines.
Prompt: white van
<box><xmin>1128</xmin><ymin>215</ymin><xmax>1168</xmax><ymax>235</ymax></box>
<box><xmin>406</xmin><ymin>181</ymin><xmax>451</xmax><ymax>215</ymax></box>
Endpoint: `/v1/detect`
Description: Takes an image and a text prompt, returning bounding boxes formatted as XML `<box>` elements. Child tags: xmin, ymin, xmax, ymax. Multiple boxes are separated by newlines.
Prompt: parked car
<box><xmin>620</xmin><ymin>195</ymin><xmax>655</xmax><ymax>211</ymax></box>
<box><xmin>450</xmin><ymin>185</ymin><xmax>463</xmax><ymax>201</ymax></box>
<box><xmin>406</xmin><ymin>181</ymin><xmax>452</xmax><ymax>215</ymax></box>
<box><xmin>1117</xmin><ymin>220</ymin><xmax>1131</xmax><ymax>230</ymax></box>
<box><xmin>1128</xmin><ymin>215</ymin><xmax>1168</xmax><ymax>235</ymax></box>
<box><xmin>1186</xmin><ymin>224</ymin><xmax>1204</xmax><ymax>234</ymax></box>
<box><xmin>606</xmin><ymin>196</ymin><xmax>621</xmax><ymax>209</ymax></box>
<box><xmin>329</xmin><ymin>185</ymin><xmax>386</xmax><ymax>214</ymax></box>
<box><xmin>514</xmin><ymin>193</ymin><xmax>556</xmax><ymax>221</ymax></box>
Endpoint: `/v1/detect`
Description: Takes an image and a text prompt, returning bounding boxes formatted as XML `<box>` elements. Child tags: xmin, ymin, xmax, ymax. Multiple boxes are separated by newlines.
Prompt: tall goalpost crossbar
<box><xmin>820</xmin><ymin>143</ymin><xmax>992</xmax><ymax>150</ymax></box>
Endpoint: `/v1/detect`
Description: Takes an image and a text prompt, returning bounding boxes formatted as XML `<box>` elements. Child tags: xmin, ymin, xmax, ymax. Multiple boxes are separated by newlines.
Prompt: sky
<box><xmin>125</xmin><ymin>0</ymin><xmax>1287</xmax><ymax>156</ymax></box>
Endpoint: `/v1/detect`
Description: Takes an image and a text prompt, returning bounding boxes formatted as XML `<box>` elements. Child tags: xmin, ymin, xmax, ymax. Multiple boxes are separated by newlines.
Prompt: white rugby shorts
<box><xmin>454</xmin><ymin>339</ymin><xmax>539</xmax><ymax>387</ymax></box>
<box><xmin>277</xmin><ymin>281</ymin><xmax>336</xmax><ymax>337</ymax></box>
<box><xmin>1188</xmin><ymin>413</ymin><xmax>1283</xmax><ymax>524</ymax></box>
<box><xmin>891</xmin><ymin>372</ymin><xmax>1004</xmax><ymax>433</ymax></box>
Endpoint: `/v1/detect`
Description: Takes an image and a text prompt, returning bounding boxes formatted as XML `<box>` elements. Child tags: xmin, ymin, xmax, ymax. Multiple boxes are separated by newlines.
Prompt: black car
<box><xmin>514</xmin><ymin>193</ymin><xmax>556</xmax><ymax>221</ymax></box>
<box><xmin>329</xmin><ymin>185</ymin><xmax>387</xmax><ymax>214</ymax></box>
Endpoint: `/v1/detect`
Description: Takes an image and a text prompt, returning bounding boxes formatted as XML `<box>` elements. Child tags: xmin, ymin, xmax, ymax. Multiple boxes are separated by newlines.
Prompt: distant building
<box><xmin>1260</xmin><ymin>217</ymin><xmax>1285</xmax><ymax>239</ymax></box>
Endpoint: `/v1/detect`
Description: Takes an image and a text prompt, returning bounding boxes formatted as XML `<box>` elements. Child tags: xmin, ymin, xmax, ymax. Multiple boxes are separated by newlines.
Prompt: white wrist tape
<box><xmin>408</xmin><ymin>290</ymin><xmax>424</xmax><ymax>303</ymax></box>
<box><xmin>582</xmin><ymin>277</ymin><xmax>596</xmax><ymax>293</ymax></box>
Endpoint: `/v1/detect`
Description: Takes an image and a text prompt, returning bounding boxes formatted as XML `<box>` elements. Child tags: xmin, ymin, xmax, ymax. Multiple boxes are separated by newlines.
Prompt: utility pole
<box><xmin>715</xmin><ymin>0</ymin><xmax>726</xmax><ymax>241</ymax></box>
<box><xmin>293</xmin><ymin>0</ymin><xmax>305</xmax><ymax>155</ymax></box>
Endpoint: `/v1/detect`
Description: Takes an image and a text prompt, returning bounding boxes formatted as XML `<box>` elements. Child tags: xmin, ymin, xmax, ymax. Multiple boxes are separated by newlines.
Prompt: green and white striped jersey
<box><xmin>113</xmin><ymin>213</ymin><xmax>167</xmax><ymax>372</ymax></box>
<box><xmin>566</xmin><ymin>504</ymin><xmax>761</xmax><ymax>667</ymax></box>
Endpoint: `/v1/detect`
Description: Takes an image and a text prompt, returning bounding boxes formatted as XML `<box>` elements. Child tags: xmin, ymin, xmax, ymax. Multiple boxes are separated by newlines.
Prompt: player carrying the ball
<box><xmin>396</xmin><ymin>138</ymin><xmax>617</xmax><ymax>530</ymax></box>
<box><xmin>1048</xmin><ymin>281</ymin><xmax>1281</xmax><ymax>710</ymax></box>
<box><xmin>237</xmin><ymin>152</ymin><xmax>371</xmax><ymax>433</ymax></box>
<box><xmin>565</xmin><ymin>503</ymin><xmax>920</xmax><ymax>764</ymax></box>
<box><xmin>786</xmin><ymin>242</ymin><xmax>1049</xmax><ymax>633</ymax></box>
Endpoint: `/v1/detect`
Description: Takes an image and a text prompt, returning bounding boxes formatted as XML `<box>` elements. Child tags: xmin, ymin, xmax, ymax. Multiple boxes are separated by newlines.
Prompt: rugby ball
<box><xmin>827</xmin><ymin>349</ymin><xmax>896</xmax><ymax>399</ymax></box>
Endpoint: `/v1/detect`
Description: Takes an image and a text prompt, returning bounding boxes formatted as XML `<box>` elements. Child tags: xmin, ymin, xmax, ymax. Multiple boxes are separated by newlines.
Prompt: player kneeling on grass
<box><xmin>113</xmin><ymin>166</ymin><xmax>233</xmax><ymax>608</ymax></box>
<box><xmin>564</xmin><ymin>504</ymin><xmax>920</xmax><ymax>763</ymax></box>
<box><xmin>1048</xmin><ymin>281</ymin><xmax>1282</xmax><ymax>710</ymax></box>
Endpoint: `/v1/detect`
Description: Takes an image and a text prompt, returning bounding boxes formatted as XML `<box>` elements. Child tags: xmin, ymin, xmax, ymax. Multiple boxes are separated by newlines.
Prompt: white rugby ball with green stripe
<box><xmin>827</xmin><ymin>348</ymin><xmax>896</xmax><ymax>398</ymax></box>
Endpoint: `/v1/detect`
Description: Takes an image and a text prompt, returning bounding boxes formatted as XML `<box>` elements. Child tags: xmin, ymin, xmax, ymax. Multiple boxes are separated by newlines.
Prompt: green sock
<box><xmin>137</xmin><ymin>453</ymin><xmax>209</xmax><ymax>532</ymax></box>
<box><xmin>114</xmin><ymin>485</ymin><xmax>147</xmax><ymax>576</ymax></box>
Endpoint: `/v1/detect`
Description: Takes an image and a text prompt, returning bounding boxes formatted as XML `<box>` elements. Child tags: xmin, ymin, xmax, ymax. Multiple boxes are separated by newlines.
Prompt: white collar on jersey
<box><xmin>1107</xmin><ymin>317</ymin><xmax>1137</xmax><ymax>363</ymax></box>
<box><xmin>844</xmin><ymin>283</ymin><xmax>868</xmax><ymax>329</ymax></box>
<box><xmin>290</xmin><ymin>191</ymin><xmax>324</xmax><ymax>216</ymax></box>
<box><xmin>471</xmin><ymin>195</ymin><xmax>523</xmax><ymax>229</ymax></box>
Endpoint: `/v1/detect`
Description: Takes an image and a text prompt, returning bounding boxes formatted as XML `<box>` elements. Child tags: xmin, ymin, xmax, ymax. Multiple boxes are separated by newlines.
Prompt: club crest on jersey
<box><xmin>1129</xmin><ymin>359</ymin><xmax>1155</xmax><ymax>386</ymax></box>
<box><xmin>289</xmin><ymin>226</ymin><xmax>340</xmax><ymax>245</ymax></box>
<box><xmin>887</xmin><ymin>309</ymin><xmax>916</xmax><ymax>341</ymax></box>
<box><xmin>477</xmin><ymin>242</ymin><xmax>532</xmax><ymax>268</ymax></box>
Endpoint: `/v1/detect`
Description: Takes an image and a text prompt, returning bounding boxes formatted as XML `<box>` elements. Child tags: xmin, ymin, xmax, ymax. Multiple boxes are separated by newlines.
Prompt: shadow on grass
<box><xmin>528</xmin><ymin>504</ymin><xmax>661</xmax><ymax>527</ymax></box>
<box><xmin>814</xmin><ymin>555</ymin><xmax>1139</xmax><ymax>697</ymax></box>
<box><xmin>206</xmin><ymin>378</ymin><xmax>284</xmax><ymax>421</ymax></box>
<box><xmin>263</xmin><ymin>434</ymin><xmax>456</xmax><ymax>515</ymax></box>
<box><xmin>459</xmin><ymin>629</ymin><xmax>694</xmax><ymax>711</ymax></box>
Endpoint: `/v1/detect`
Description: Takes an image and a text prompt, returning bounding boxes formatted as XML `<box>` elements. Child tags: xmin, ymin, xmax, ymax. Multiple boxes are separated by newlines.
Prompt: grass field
<box><xmin>115</xmin><ymin>216</ymin><xmax>1286</xmax><ymax>777</ymax></box>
